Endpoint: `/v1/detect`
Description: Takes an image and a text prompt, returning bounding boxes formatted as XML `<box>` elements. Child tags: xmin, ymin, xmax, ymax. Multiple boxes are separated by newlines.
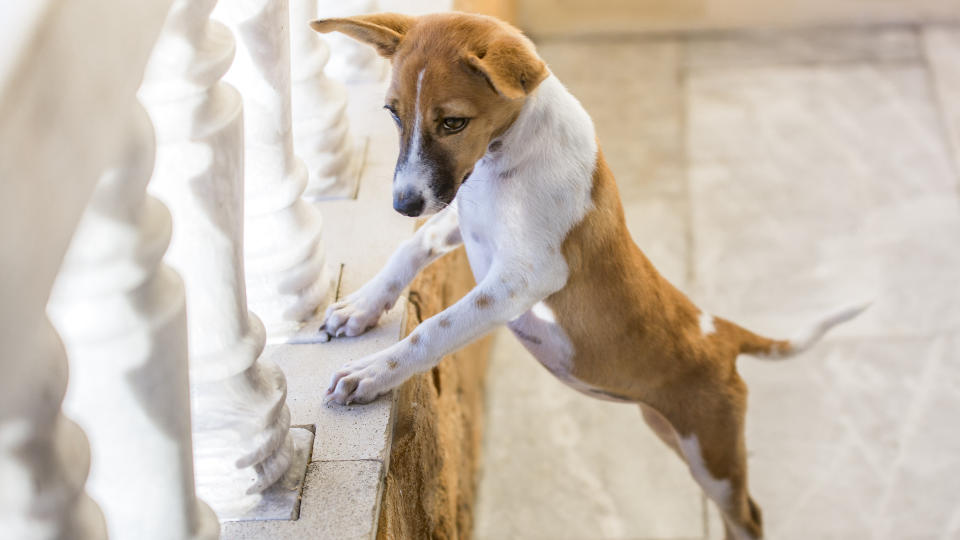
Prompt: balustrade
<box><xmin>141</xmin><ymin>0</ymin><xmax>311</xmax><ymax>520</ymax></box>
<box><xmin>214</xmin><ymin>0</ymin><xmax>336</xmax><ymax>343</ymax></box>
<box><xmin>1</xmin><ymin>0</ymin><xmax>397</xmax><ymax>533</ymax></box>
<box><xmin>48</xmin><ymin>103</ymin><xmax>219</xmax><ymax>540</ymax></box>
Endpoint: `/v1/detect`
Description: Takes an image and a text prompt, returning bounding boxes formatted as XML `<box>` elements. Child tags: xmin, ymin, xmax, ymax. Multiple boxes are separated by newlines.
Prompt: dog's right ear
<box><xmin>309</xmin><ymin>13</ymin><xmax>416</xmax><ymax>58</ymax></box>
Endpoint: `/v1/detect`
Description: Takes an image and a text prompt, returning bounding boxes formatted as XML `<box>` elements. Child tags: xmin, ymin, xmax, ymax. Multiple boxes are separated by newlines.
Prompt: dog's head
<box><xmin>310</xmin><ymin>13</ymin><xmax>548</xmax><ymax>217</ymax></box>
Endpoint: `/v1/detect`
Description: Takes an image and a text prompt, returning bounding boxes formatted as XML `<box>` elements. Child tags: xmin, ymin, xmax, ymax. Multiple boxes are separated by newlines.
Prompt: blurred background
<box><xmin>465</xmin><ymin>1</ymin><xmax>960</xmax><ymax>539</ymax></box>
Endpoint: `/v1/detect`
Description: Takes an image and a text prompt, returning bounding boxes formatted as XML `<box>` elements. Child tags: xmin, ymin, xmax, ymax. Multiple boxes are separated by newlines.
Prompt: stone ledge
<box><xmin>222</xmin><ymin>77</ymin><xmax>406</xmax><ymax>540</ymax></box>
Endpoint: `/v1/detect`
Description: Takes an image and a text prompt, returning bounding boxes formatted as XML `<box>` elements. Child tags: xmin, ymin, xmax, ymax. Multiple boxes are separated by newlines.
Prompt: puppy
<box><xmin>310</xmin><ymin>13</ymin><xmax>866</xmax><ymax>539</ymax></box>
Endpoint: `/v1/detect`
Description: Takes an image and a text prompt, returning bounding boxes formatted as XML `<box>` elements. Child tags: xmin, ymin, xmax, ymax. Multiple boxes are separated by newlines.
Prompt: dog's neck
<box><xmin>480</xmin><ymin>74</ymin><xmax>598</xmax><ymax>178</ymax></box>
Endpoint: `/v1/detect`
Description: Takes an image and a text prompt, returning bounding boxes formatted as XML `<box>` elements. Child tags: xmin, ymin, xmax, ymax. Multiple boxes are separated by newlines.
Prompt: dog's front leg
<box><xmin>320</xmin><ymin>202</ymin><xmax>461</xmax><ymax>340</ymax></box>
<box><xmin>326</xmin><ymin>262</ymin><xmax>560</xmax><ymax>405</ymax></box>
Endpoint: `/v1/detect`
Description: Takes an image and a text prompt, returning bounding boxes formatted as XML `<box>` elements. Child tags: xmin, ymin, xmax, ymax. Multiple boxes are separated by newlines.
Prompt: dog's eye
<box><xmin>384</xmin><ymin>105</ymin><xmax>401</xmax><ymax>128</ymax></box>
<box><xmin>441</xmin><ymin>117</ymin><xmax>469</xmax><ymax>133</ymax></box>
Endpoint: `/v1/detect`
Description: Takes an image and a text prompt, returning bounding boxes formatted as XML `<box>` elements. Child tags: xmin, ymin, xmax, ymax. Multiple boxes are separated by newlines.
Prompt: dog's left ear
<box><xmin>465</xmin><ymin>36</ymin><xmax>548</xmax><ymax>100</ymax></box>
<box><xmin>309</xmin><ymin>13</ymin><xmax>415</xmax><ymax>58</ymax></box>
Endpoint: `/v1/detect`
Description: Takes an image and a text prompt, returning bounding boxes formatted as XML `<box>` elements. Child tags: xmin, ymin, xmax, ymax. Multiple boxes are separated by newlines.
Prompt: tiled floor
<box><xmin>474</xmin><ymin>25</ymin><xmax>960</xmax><ymax>540</ymax></box>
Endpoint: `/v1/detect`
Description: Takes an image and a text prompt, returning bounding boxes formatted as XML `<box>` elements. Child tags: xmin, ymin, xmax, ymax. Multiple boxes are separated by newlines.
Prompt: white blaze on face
<box><xmin>394</xmin><ymin>68</ymin><xmax>434</xmax><ymax>202</ymax></box>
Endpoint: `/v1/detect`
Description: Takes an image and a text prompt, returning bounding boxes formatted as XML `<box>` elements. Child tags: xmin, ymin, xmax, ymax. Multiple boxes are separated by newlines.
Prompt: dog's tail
<box><xmin>734</xmin><ymin>301</ymin><xmax>871</xmax><ymax>359</ymax></box>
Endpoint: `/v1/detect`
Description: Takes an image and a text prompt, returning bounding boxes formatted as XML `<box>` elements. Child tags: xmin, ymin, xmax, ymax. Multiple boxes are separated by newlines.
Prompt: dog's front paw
<box><xmin>325</xmin><ymin>355</ymin><xmax>400</xmax><ymax>405</ymax></box>
<box><xmin>320</xmin><ymin>283</ymin><xmax>396</xmax><ymax>340</ymax></box>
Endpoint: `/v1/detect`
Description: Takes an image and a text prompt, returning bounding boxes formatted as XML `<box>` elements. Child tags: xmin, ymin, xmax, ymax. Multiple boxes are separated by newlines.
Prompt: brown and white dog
<box><xmin>310</xmin><ymin>13</ymin><xmax>867</xmax><ymax>539</ymax></box>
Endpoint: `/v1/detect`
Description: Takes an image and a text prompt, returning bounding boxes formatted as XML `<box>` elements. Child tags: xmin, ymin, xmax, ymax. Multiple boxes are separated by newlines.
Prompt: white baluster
<box><xmin>141</xmin><ymin>0</ymin><xmax>312</xmax><ymax>520</ymax></box>
<box><xmin>290</xmin><ymin>0</ymin><xmax>363</xmax><ymax>199</ymax></box>
<box><xmin>47</xmin><ymin>104</ymin><xmax>219</xmax><ymax>540</ymax></box>
<box><xmin>1</xmin><ymin>0</ymin><xmax>176</xmax><ymax>536</ymax></box>
<box><xmin>0</xmin><ymin>321</ymin><xmax>106</xmax><ymax>540</ymax></box>
<box><xmin>317</xmin><ymin>0</ymin><xmax>390</xmax><ymax>83</ymax></box>
<box><xmin>214</xmin><ymin>0</ymin><xmax>335</xmax><ymax>341</ymax></box>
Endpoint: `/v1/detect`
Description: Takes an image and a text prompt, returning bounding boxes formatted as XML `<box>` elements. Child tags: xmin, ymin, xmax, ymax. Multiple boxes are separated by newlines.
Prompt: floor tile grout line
<box><xmin>917</xmin><ymin>25</ymin><xmax>960</xmax><ymax>205</ymax></box>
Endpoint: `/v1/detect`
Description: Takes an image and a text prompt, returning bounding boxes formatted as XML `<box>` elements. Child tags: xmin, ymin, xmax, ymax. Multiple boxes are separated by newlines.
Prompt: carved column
<box><xmin>48</xmin><ymin>104</ymin><xmax>219</xmax><ymax>540</ymax></box>
<box><xmin>214</xmin><ymin>0</ymin><xmax>335</xmax><ymax>341</ymax></box>
<box><xmin>317</xmin><ymin>0</ymin><xmax>390</xmax><ymax>83</ymax></box>
<box><xmin>141</xmin><ymin>0</ymin><xmax>309</xmax><ymax>519</ymax></box>
<box><xmin>290</xmin><ymin>0</ymin><xmax>362</xmax><ymax>199</ymax></box>
<box><xmin>0</xmin><ymin>323</ymin><xmax>106</xmax><ymax>540</ymax></box>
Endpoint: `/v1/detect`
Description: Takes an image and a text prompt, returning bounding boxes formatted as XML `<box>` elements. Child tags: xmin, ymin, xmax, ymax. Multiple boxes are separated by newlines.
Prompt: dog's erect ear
<box><xmin>465</xmin><ymin>36</ymin><xmax>548</xmax><ymax>100</ymax></box>
<box><xmin>309</xmin><ymin>13</ymin><xmax>415</xmax><ymax>58</ymax></box>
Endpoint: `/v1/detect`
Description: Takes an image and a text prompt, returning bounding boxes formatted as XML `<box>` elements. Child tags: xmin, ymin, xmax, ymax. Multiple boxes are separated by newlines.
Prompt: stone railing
<box><xmin>0</xmin><ymin>0</ymin><xmax>408</xmax><ymax>537</ymax></box>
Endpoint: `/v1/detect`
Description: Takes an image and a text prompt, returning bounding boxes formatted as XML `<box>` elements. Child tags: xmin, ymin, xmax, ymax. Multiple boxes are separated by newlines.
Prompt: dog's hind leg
<box><xmin>641</xmin><ymin>380</ymin><xmax>763</xmax><ymax>540</ymax></box>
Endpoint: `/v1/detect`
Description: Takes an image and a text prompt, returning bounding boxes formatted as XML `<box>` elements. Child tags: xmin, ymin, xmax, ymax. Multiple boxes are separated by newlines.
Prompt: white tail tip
<box><xmin>788</xmin><ymin>300</ymin><xmax>872</xmax><ymax>355</ymax></box>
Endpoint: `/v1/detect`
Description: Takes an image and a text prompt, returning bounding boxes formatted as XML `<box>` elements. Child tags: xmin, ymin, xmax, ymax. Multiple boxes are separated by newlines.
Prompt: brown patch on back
<box><xmin>546</xmin><ymin>150</ymin><xmax>742</xmax><ymax>400</ymax></box>
<box><xmin>474</xmin><ymin>294</ymin><xmax>493</xmax><ymax>309</ymax></box>
<box><xmin>549</xmin><ymin>149</ymin><xmax>765</xmax><ymax>537</ymax></box>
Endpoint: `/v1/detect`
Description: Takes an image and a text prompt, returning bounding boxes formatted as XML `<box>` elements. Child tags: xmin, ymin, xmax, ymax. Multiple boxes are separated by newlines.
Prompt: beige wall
<box><xmin>455</xmin><ymin>0</ymin><xmax>518</xmax><ymax>23</ymax></box>
<box><xmin>517</xmin><ymin>0</ymin><xmax>960</xmax><ymax>37</ymax></box>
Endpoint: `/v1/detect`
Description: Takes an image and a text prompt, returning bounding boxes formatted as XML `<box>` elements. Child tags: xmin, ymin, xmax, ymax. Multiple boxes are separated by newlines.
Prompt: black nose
<box><xmin>393</xmin><ymin>190</ymin><xmax>425</xmax><ymax>217</ymax></box>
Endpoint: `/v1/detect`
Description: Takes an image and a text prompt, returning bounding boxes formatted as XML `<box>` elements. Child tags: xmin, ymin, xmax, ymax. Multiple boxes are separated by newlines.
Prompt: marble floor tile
<box><xmin>473</xmin><ymin>330</ymin><xmax>704</xmax><ymax>540</ymax></box>
<box><xmin>923</xmin><ymin>25</ymin><xmax>960</xmax><ymax>182</ymax></box>
<box><xmin>686</xmin><ymin>64</ymin><xmax>960</xmax><ymax>338</ymax></box>
<box><xmin>730</xmin><ymin>335</ymin><xmax>960</xmax><ymax>540</ymax></box>
<box><xmin>623</xmin><ymin>191</ymin><xmax>691</xmax><ymax>291</ymax></box>
<box><xmin>686</xmin><ymin>27</ymin><xmax>921</xmax><ymax>71</ymax></box>
<box><xmin>537</xmin><ymin>39</ymin><xmax>686</xmax><ymax>199</ymax></box>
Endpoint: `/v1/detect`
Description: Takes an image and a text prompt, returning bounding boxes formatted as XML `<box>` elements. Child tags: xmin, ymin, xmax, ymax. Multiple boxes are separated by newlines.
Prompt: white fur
<box><xmin>677</xmin><ymin>434</ymin><xmax>757</xmax><ymax>540</ymax></box>
<box><xmin>752</xmin><ymin>301</ymin><xmax>871</xmax><ymax>359</ymax></box>
<box><xmin>323</xmin><ymin>74</ymin><xmax>599</xmax><ymax>404</ymax></box>
<box><xmin>699</xmin><ymin>311</ymin><xmax>716</xmax><ymax>336</ymax></box>
<box><xmin>393</xmin><ymin>68</ymin><xmax>429</xmax><ymax>201</ymax></box>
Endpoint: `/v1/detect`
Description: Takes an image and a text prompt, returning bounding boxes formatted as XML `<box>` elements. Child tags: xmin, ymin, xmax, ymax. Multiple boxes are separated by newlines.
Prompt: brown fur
<box><xmin>546</xmin><ymin>150</ymin><xmax>765</xmax><ymax>537</ymax></box>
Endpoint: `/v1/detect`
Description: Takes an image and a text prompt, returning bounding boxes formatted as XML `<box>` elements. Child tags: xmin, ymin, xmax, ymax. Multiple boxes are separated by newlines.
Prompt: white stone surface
<box><xmin>686</xmin><ymin>63</ymin><xmax>960</xmax><ymax>339</ymax></box>
<box><xmin>290</xmin><ymin>0</ymin><xmax>362</xmax><ymax>200</ymax></box>
<box><xmin>48</xmin><ymin>104</ymin><xmax>219</xmax><ymax>540</ymax></box>
<box><xmin>142</xmin><ymin>0</ymin><xmax>302</xmax><ymax>520</ymax></box>
<box><xmin>317</xmin><ymin>0</ymin><xmax>389</xmax><ymax>84</ymax></box>
<box><xmin>221</xmin><ymin>460</ymin><xmax>385</xmax><ymax>540</ymax></box>
<box><xmin>1</xmin><ymin>1</ymin><xmax>175</xmax><ymax>537</ymax></box>
<box><xmin>215</xmin><ymin>0</ymin><xmax>335</xmax><ymax>342</ymax></box>
<box><xmin>268</xmin><ymin>301</ymin><xmax>406</xmax><ymax>462</ymax></box>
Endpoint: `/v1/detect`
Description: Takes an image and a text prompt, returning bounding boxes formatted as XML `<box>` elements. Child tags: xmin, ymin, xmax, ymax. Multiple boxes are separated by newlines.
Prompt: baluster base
<box><xmin>218</xmin><ymin>427</ymin><xmax>314</xmax><ymax>522</ymax></box>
